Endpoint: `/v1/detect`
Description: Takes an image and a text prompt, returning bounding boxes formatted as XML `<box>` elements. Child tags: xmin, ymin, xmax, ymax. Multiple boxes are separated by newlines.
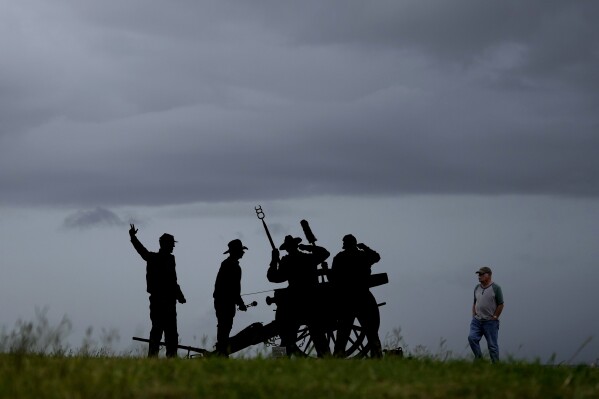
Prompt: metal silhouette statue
<box><xmin>129</xmin><ymin>224</ymin><xmax>186</xmax><ymax>358</ymax></box>
<box><xmin>131</xmin><ymin>206</ymin><xmax>389</xmax><ymax>359</ymax></box>
<box><xmin>258</xmin><ymin>206</ymin><xmax>388</xmax><ymax>357</ymax></box>
<box><xmin>213</xmin><ymin>239</ymin><xmax>249</xmax><ymax>356</ymax></box>
<box><xmin>330</xmin><ymin>234</ymin><xmax>383</xmax><ymax>357</ymax></box>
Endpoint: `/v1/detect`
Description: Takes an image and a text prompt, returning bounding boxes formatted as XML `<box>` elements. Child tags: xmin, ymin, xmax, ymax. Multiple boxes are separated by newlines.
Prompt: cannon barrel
<box><xmin>224</xmin><ymin>321</ymin><xmax>280</xmax><ymax>354</ymax></box>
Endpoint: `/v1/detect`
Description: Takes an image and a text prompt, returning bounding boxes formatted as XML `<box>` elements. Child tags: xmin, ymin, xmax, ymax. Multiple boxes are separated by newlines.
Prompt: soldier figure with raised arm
<box><xmin>129</xmin><ymin>224</ymin><xmax>186</xmax><ymax>358</ymax></box>
<box><xmin>268</xmin><ymin>235</ymin><xmax>330</xmax><ymax>357</ymax></box>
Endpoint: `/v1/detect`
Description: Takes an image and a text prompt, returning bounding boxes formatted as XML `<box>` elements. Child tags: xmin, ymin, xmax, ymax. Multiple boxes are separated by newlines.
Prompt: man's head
<box><xmin>342</xmin><ymin>234</ymin><xmax>358</xmax><ymax>250</ymax></box>
<box><xmin>279</xmin><ymin>235</ymin><xmax>302</xmax><ymax>252</ymax></box>
<box><xmin>475</xmin><ymin>266</ymin><xmax>492</xmax><ymax>285</ymax></box>
<box><xmin>224</xmin><ymin>239</ymin><xmax>248</xmax><ymax>258</ymax></box>
<box><xmin>159</xmin><ymin>233</ymin><xmax>177</xmax><ymax>253</ymax></box>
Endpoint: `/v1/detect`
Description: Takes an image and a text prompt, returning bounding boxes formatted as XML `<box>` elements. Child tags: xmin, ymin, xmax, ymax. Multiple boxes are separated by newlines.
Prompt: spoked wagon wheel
<box><xmin>292</xmin><ymin>319</ymin><xmax>370</xmax><ymax>358</ymax></box>
<box><xmin>293</xmin><ymin>325</ymin><xmax>315</xmax><ymax>357</ymax></box>
<box><xmin>334</xmin><ymin>319</ymin><xmax>371</xmax><ymax>358</ymax></box>
<box><xmin>270</xmin><ymin>324</ymin><xmax>321</xmax><ymax>357</ymax></box>
<box><xmin>270</xmin><ymin>324</ymin><xmax>315</xmax><ymax>357</ymax></box>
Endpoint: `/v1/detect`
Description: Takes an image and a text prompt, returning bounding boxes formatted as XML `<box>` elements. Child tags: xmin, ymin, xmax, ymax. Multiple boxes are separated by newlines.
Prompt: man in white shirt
<box><xmin>468</xmin><ymin>266</ymin><xmax>504</xmax><ymax>363</ymax></box>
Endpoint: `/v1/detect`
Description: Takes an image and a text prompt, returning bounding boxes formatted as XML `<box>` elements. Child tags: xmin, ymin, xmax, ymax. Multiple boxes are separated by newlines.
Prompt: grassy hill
<box><xmin>1</xmin><ymin>354</ymin><xmax>598</xmax><ymax>399</ymax></box>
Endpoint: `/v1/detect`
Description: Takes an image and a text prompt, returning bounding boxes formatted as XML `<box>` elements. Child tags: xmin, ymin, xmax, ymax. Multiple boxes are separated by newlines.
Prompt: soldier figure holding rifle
<box><xmin>267</xmin><ymin>235</ymin><xmax>331</xmax><ymax>357</ymax></box>
<box><xmin>213</xmin><ymin>239</ymin><xmax>249</xmax><ymax>356</ymax></box>
<box><xmin>129</xmin><ymin>224</ymin><xmax>186</xmax><ymax>358</ymax></box>
<box><xmin>330</xmin><ymin>234</ymin><xmax>383</xmax><ymax>358</ymax></box>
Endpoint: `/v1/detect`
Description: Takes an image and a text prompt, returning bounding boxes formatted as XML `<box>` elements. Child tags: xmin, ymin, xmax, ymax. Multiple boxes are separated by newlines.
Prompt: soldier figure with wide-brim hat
<box><xmin>213</xmin><ymin>239</ymin><xmax>249</xmax><ymax>356</ymax></box>
<box><xmin>267</xmin><ymin>235</ymin><xmax>330</xmax><ymax>357</ymax></box>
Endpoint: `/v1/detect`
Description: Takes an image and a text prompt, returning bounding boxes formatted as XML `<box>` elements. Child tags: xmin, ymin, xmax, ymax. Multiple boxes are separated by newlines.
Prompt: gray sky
<box><xmin>1</xmin><ymin>1</ymin><xmax>598</xmax><ymax>363</ymax></box>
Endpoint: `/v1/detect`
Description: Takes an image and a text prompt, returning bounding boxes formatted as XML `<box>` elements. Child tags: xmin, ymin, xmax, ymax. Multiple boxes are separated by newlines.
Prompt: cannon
<box><xmin>132</xmin><ymin>272</ymin><xmax>388</xmax><ymax>358</ymax></box>
<box><xmin>220</xmin><ymin>207</ymin><xmax>390</xmax><ymax>358</ymax></box>
<box><xmin>260</xmin><ymin>271</ymin><xmax>389</xmax><ymax>358</ymax></box>
<box><xmin>132</xmin><ymin>207</ymin><xmax>389</xmax><ymax>358</ymax></box>
<box><xmin>203</xmin><ymin>272</ymin><xmax>388</xmax><ymax>358</ymax></box>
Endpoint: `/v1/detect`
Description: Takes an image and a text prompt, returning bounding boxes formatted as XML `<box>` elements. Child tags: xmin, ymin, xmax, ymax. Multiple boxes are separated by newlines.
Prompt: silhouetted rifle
<box><xmin>300</xmin><ymin>219</ymin><xmax>329</xmax><ymax>283</ymax></box>
<box><xmin>132</xmin><ymin>337</ymin><xmax>209</xmax><ymax>358</ymax></box>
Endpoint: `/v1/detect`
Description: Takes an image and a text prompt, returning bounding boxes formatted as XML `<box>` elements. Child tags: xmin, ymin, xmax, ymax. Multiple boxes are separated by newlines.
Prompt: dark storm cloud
<box><xmin>243</xmin><ymin>1</ymin><xmax>598</xmax><ymax>68</ymax></box>
<box><xmin>0</xmin><ymin>1</ymin><xmax>598</xmax><ymax>206</ymax></box>
<box><xmin>241</xmin><ymin>0</ymin><xmax>599</xmax><ymax>104</ymax></box>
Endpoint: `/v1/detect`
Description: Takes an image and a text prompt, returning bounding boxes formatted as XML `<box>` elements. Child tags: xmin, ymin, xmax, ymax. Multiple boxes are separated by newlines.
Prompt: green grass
<box><xmin>1</xmin><ymin>355</ymin><xmax>598</xmax><ymax>399</ymax></box>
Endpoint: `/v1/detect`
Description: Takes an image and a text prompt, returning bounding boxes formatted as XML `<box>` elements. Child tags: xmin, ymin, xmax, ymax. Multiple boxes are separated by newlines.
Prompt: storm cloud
<box><xmin>2</xmin><ymin>1</ymin><xmax>599</xmax><ymax>363</ymax></box>
<box><xmin>1</xmin><ymin>0</ymin><xmax>598</xmax><ymax>207</ymax></box>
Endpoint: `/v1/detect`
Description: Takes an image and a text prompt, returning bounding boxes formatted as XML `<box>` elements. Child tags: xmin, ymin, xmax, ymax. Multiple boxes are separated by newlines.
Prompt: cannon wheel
<box><xmin>294</xmin><ymin>319</ymin><xmax>370</xmax><ymax>358</ymax></box>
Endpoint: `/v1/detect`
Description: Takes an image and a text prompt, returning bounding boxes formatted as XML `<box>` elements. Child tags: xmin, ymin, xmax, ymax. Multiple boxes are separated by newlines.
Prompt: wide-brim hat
<box><xmin>224</xmin><ymin>239</ymin><xmax>248</xmax><ymax>254</ymax></box>
<box><xmin>279</xmin><ymin>235</ymin><xmax>302</xmax><ymax>250</ymax></box>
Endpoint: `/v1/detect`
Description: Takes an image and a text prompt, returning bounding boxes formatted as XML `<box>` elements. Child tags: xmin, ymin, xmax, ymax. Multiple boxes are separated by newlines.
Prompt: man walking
<box><xmin>129</xmin><ymin>224</ymin><xmax>186</xmax><ymax>358</ymax></box>
<box><xmin>213</xmin><ymin>239</ymin><xmax>248</xmax><ymax>356</ymax></box>
<box><xmin>468</xmin><ymin>266</ymin><xmax>504</xmax><ymax>363</ymax></box>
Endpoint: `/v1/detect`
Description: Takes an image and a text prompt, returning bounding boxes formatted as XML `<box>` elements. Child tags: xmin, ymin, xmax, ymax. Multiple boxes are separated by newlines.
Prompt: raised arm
<box><xmin>129</xmin><ymin>224</ymin><xmax>150</xmax><ymax>261</ymax></box>
<box><xmin>299</xmin><ymin>244</ymin><xmax>330</xmax><ymax>264</ymax></box>
<box><xmin>267</xmin><ymin>249</ymin><xmax>287</xmax><ymax>283</ymax></box>
<box><xmin>357</xmin><ymin>243</ymin><xmax>380</xmax><ymax>267</ymax></box>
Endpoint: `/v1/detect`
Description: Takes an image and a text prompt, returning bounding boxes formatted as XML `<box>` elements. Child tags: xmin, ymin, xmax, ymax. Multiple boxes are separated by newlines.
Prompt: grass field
<box><xmin>1</xmin><ymin>314</ymin><xmax>598</xmax><ymax>398</ymax></box>
<box><xmin>1</xmin><ymin>354</ymin><xmax>598</xmax><ymax>399</ymax></box>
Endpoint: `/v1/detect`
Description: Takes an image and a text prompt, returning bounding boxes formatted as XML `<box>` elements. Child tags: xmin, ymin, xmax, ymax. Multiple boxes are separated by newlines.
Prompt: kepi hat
<box><xmin>342</xmin><ymin>234</ymin><xmax>357</xmax><ymax>245</ymax></box>
<box><xmin>159</xmin><ymin>233</ymin><xmax>177</xmax><ymax>243</ymax></box>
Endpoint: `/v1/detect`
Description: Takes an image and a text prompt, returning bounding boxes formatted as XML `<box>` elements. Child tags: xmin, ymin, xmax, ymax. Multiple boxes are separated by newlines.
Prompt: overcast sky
<box><xmin>1</xmin><ymin>1</ymin><xmax>598</xmax><ymax>363</ymax></box>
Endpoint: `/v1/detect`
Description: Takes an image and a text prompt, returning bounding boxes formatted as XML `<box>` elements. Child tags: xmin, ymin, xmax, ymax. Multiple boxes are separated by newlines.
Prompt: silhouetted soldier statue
<box><xmin>267</xmin><ymin>235</ymin><xmax>330</xmax><ymax>357</ymax></box>
<box><xmin>213</xmin><ymin>239</ymin><xmax>248</xmax><ymax>356</ymax></box>
<box><xmin>330</xmin><ymin>234</ymin><xmax>383</xmax><ymax>358</ymax></box>
<box><xmin>129</xmin><ymin>224</ymin><xmax>186</xmax><ymax>358</ymax></box>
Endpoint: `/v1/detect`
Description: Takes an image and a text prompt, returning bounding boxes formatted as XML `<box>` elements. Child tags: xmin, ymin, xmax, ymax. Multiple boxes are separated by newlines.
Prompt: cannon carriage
<box><xmin>226</xmin><ymin>271</ymin><xmax>389</xmax><ymax>358</ymax></box>
<box><xmin>132</xmin><ymin>271</ymin><xmax>388</xmax><ymax>358</ymax></box>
